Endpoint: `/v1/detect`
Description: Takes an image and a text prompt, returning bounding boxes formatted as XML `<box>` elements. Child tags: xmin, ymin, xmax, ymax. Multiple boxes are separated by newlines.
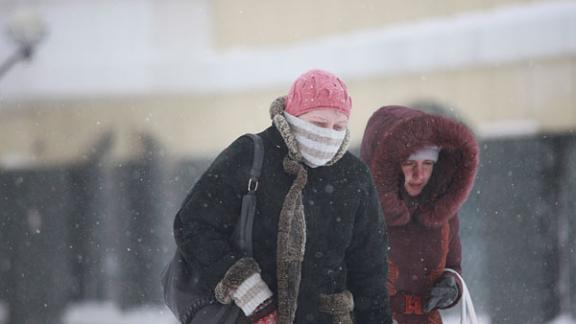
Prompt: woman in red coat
<box><xmin>360</xmin><ymin>106</ymin><xmax>479</xmax><ymax>324</ymax></box>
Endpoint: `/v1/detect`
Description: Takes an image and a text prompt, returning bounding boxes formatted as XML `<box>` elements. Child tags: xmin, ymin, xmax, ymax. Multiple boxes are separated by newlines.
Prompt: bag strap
<box><xmin>246</xmin><ymin>134</ymin><xmax>264</xmax><ymax>192</ymax></box>
<box><xmin>236</xmin><ymin>134</ymin><xmax>264</xmax><ymax>257</ymax></box>
<box><xmin>444</xmin><ymin>268</ymin><xmax>479</xmax><ymax>324</ymax></box>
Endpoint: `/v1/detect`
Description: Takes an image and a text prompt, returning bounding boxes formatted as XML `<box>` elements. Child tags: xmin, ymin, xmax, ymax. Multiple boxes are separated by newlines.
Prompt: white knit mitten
<box><xmin>231</xmin><ymin>273</ymin><xmax>273</xmax><ymax>316</ymax></box>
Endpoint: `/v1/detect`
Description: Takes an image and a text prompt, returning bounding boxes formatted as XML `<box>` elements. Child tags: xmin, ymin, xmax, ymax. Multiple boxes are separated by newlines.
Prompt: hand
<box><xmin>250</xmin><ymin>298</ymin><xmax>277</xmax><ymax>324</ymax></box>
<box><xmin>252</xmin><ymin>310</ymin><xmax>277</xmax><ymax>324</ymax></box>
<box><xmin>424</xmin><ymin>274</ymin><xmax>459</xmax><ymax>312</ymax></box>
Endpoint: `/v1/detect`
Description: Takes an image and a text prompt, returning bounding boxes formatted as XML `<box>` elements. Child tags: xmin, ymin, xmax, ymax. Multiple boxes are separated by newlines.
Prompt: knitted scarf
<box><xmin>269</xmin><ymin>96</ymin><xmax>350</xmax><ymax>323</ymax></box>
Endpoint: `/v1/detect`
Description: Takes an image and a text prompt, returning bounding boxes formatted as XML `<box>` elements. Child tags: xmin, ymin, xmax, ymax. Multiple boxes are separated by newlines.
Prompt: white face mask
<box><xmin>284</xmin><ymin>112</ymin><xmax>346</xmax><ymax>168</ymax></box>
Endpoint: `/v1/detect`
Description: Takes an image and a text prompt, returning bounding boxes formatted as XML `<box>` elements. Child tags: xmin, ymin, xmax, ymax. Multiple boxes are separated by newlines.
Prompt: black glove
<box><xmin>424</xmin><ymin>274</ymin><xmax>459</xmax><ymax>312</ymax></box>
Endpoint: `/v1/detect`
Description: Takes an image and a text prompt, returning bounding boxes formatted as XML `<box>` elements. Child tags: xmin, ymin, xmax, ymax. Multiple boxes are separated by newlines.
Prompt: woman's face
<box><xmin>401</xmin><ymin>160</ymin><xmax>435</xmax><ymax>197</ymax></box>
<box><xmin>298</xmin><ymin>108</ymin><xmax>348</xmax><ymax>131</ymax></box>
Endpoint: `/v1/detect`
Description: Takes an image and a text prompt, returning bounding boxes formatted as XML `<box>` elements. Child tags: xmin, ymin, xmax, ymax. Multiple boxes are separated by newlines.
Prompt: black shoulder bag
<box><xmin>162</xmin><ymin>134</ymin><xmax>264</xmax><ymax>324</ymax></box>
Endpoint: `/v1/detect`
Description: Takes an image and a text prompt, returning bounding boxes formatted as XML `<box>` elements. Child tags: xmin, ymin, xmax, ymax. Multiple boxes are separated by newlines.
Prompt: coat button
<box><xmin>314</xmin><ymin>251</ymin><xmax>324</xmax><ymax>258</ymax></box>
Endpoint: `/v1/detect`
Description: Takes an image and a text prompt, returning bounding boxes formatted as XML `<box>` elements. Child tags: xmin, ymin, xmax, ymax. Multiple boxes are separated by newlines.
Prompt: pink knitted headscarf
<box><xmin>285</xmin><ymin>69</ymin><xmax>352</xmax><ymax>118</ymax></box>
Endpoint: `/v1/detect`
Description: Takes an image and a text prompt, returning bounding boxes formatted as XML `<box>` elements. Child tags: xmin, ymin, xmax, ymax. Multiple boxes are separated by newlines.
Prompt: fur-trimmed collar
<box><xmin>268</xmin><ymin>96</ymin><xmax>354</xmax><ymax>322</ymax></box>
<box><xmin>360</xmin><ymin>106</ymin><xmax>479</xmax><ymax>228</ymax></box>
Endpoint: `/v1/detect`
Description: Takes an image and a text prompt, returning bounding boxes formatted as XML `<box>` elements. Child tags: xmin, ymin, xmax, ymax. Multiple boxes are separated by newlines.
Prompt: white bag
<box><xmin>444</xmin><ymin>269</ymin><xmax>479</xmax><ymax>324</ymax></box>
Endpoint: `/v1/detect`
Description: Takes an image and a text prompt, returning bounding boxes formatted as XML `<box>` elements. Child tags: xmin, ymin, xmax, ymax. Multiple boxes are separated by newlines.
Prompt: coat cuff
<box><xmin>319</xmin><ymin>290</ymin><xmax>354</xmax><ymax>324</ymax></box>
<box><xmin>215</xmin><ymin>257</ymin><xmax>261</xmax><ymax>304</ymax></box>
<box><xmin>232</xmin><ymin>273</ymin><xmax>273</xmax><ymax>316</ymax></box>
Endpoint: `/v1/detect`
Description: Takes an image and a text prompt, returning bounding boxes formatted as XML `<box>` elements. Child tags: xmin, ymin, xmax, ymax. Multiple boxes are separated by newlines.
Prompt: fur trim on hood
<box><xmin>360</xmin><ymin>106</ymin><xmax>479</xmax><ymax>228</ymax></box>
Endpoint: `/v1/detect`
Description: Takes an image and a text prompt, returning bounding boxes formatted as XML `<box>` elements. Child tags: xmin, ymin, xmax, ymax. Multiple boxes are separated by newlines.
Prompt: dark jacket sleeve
<box><xmin>441</xmin><ymin>215</ymin><xmax>463</xmax><ymax>308</ymax></box>
<box><xmin>173</xmin><ymin>135</ymin><xmax>253</xmax><ymax>291</ymax></box>
<box><xmin>346</xmin><ymin>172</ymin><xmax>393</xmax><ymax>324</ymax></box>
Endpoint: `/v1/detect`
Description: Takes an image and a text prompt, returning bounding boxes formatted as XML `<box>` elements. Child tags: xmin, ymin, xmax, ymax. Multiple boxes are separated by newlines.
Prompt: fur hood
<box><xmin>360</xmin><ymin>106</ymin><xmax>479</xmax><ymax>228</ymax></box>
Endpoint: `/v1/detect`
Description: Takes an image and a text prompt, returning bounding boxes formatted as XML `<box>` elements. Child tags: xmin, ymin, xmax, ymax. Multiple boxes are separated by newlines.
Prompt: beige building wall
<box><xmin>213</xmin><ymin>0</ymin><xmax>549</xmax><ymax>47</ymax></box>
<box><xmin>1</xmin><ymin>0</ymin><xmax>574</xmax><ymax>167</ymax></box>
<box><xmin>1</xmin><ymin>56</ymin><xmax>574</xmax><ymax>167</ymax></box>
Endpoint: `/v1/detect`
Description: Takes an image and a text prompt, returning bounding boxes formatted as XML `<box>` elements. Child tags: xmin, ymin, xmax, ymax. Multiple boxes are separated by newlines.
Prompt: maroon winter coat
<box><xmin>360</xmin><ymin>106</ymin><xmax>479</xmax><ymax>324</ymax></box>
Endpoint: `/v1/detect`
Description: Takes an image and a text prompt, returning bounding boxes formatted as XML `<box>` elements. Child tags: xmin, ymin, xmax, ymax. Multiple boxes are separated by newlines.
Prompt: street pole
<box><xmin>0</xmin><ymin>46</ymin><xmax>33</xmax><ymax>82</ymax></box>
<box><xmin>0</xmin><ymin>8</ymin><xmax>46</xmax><ymax>83</ymax></box>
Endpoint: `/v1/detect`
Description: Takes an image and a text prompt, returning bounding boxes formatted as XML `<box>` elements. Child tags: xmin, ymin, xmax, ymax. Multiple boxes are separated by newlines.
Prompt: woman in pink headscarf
<box><xmin>172</xmin><ymin>70</ymin><xmax>393</xmax><ymax>324</ymax></box>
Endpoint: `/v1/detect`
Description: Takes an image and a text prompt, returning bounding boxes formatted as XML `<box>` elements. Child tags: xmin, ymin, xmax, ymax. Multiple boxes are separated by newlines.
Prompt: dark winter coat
<box><xmin>174</xmin><ymin>98</ymin><xmax>392</xmax><ymax>324</ymax></box>
<box><xmin>360</xmin><ymin>106</ymin><xmax>479</xmax><ymax>324</ymax></box>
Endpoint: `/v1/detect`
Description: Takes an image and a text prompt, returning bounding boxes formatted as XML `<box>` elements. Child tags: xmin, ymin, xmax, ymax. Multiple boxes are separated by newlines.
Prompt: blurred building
<box><xmin>0</xmin><ymin>0</ymin><xmax>575</xmax><ymax>323</ymax></box>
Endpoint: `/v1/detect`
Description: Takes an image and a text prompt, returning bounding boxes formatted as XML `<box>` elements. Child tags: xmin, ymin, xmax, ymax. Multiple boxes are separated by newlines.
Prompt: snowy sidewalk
<box><xmin>63</xmin><ymin>303</ymin><xmax>575</xmax><ymax>324</ymax></box>
<box><xmin>63</xmin><ymin>303</ymin><xmax>486</xmax><ymax>324</ymax></box>
<box><xmin>63</xmin><ymin>303</ymin><xmax>178</xmax><ymax>324</ymax></box>
<box><xmin>2</xmin><ymin>301</ymin><xmax>575</xmax><ymax>324</ymax></box>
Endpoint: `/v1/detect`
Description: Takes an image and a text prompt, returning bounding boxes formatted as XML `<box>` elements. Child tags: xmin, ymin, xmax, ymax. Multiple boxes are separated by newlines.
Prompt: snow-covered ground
<box><xmin>60</xmin><ymin>304</ymin><xmax>576</xmax><ymax>324</ymax></box>
<box><xmin>62</xmin><ymin>303</ymin><xmax>493</xmax><ymax>324</ymax></box>
<box><xmin>549</xmin><ymin>314</ymin><xmax>576</xmax><ymax>324</ymax></box>
<box><xmin>1</xmin><ymin>301</ymin><xmax>575</xmax><ymax>324</ymax></box>
<box><xmin>0</xmin><ymin>303</ymin><xmax>5</xmax><ymax>324</ymax></box>
<box><xmin>62</xmin><ymin>303</ymin><xmax>178</xmax><ymax>324</ymax></box>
